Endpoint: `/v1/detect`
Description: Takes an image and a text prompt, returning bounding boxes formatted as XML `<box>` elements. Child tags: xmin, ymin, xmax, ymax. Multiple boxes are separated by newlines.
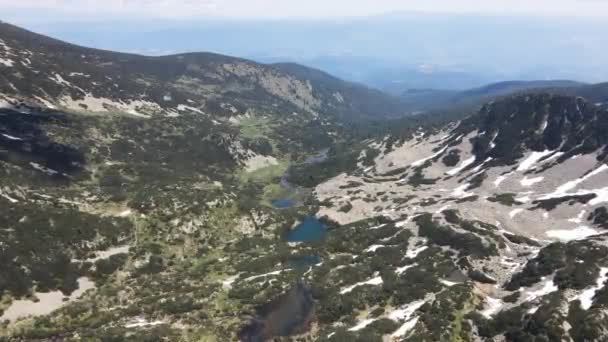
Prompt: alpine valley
<box><xmin>2</xmin><ymin>21</ymin><xmax>608</xmax><ymax>342</ymax></box>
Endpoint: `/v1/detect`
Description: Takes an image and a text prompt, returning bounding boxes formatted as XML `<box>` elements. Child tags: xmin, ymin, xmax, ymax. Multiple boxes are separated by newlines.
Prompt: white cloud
<box><xmin>1</xmin><ymin>0</ymin><xmax>607</xmax><ymax>20</ymax></box>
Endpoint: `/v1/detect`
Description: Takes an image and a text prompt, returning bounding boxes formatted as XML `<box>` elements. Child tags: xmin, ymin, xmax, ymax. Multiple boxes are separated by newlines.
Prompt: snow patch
<box><xmin>525</xmin><ymin>278</ymin><xmax>558</xmax><ymax>302</ymax></box>
<box><xmin>0</xmin><ymin>57</ymin><xmax>14</xmax><ymax>67</ymax></box>
<box><xmin>243</xmin><ymin>269</ymin><xmax>290</xmax><ymax>282</ymax></box>
<box><xmin>517</xmin><ymin>150</ymin><xmax>554</xmax><ymax>171</ymax></box>
<box><xmin>177</xmin><ymin>104</ymin><xmax>204</xmax><ymax>114</ymax></box>
<box><xmin>452</xmin><ymin>183</ymin><xmax>473</xmax><ymax>198</ymax></box>
<box><xmin>365</xmin><ymin>244</ymin><xmax>386</xmax><ymax>252</ymax></box>
<box><xmin>30</xmin><ymin>162</ymin><xmax>59</xmax><ymax>176</ymax></box>
<box><xmin>541</xmin><ymin>164</ymin><xmax>608</xmax><ymax>199</ymax></box>
<box><xmin>349</xmin><ymin>318</ymin><xmax>376</xmax><ymax>331</ymax></box>
<box><xmin>396</xmin><ymin>263</ymin><xmax>417</xmax><ymax>275</ymax></box>
<box><xmin>481</xmin><ymin>297</ymin><xmax>504</xmax><ymax>318</ymax></box>
<box><xmin>221</xmin><ymin>275</ymin><xmax>239</xmax><ymax>290</ymax></box>
<box><xmin>390</xmin><ymin>300</ymin><xmax>425</xmax><ymax>338</ymax></box>
<box><xmin>509</xmin><ymin>208</ymin><xmax>524</xmax><ymax>219</ymax></box>
<box><xmin>125</xmin><ymin>317</ymin><xmax>166</xmax><ymax>328</ymax></box>
<box><xmin>446</xmin><ymin>156</ymin><xmax>476</xmax><ymax>176</ymax></box>
<box><xmin>1</xmin><ymin>133</ymin><xmax>23</xmax><ymax>141</ymax></box>
<box><xmin>341</xmin><ymin>276</ymin><xmax>383</xmax><ymax>294</ymax></box>
<box><xmin>546</xmin><ymin>226</ymin><xmax>600</xmax><ymax>241</ymax></box>
<box><xmin>411</xmin><ymin>146</ymin><xmax>448</xmax><ymax>167</ymax></box>
<box><xmin>407</xmin><ymin>246</ymin><xmax>428</xmax><ymax>259</ymax></box>
<box><xmin>440</xmin><ymin>279</ymin><xmax>459</xmax><ymax>287</ymax></box>
<box><xmin>576</xmin><ymin>267</ymin><xmax>608</xmax><ymax>310</ymax></box>
<box><xmin>494</xmin><ymin>172</ymin><xmax>512</xmax><ymax>187</ymax></box>
<box><xmin>520</xmin><ymin>176</ymin><xmax>544</xmax><ymax>187</ymax></box>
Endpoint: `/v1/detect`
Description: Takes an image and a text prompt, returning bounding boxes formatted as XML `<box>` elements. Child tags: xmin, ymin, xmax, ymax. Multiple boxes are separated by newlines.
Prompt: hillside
<box><xmin>399</xmin><ymin>80</ymin><xmax>585</xmax><ymax>114</ymax></box>
<box><xmin>2</xmin><ymin>22</ymin><xmax>608</xmax><ymax>342</ymax></box>
<box><xmin>0</xmin><ymin>22</ymin><xmax>405</xmax><ymax>121</ymax></box>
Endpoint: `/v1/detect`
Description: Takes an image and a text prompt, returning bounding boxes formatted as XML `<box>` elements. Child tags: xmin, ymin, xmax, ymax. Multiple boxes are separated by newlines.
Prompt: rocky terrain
<box><xmin>1</xmin><ymin>23</ymin><xmax>608</xmax><ymax>342</ymax></box>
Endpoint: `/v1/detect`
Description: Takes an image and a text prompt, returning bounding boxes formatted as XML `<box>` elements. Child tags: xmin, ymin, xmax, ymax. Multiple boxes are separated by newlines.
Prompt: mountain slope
<box><xmin>0</xmin><ymin>22</ymin><xmax>405</xmax><ymax>121</ymax></box>
<box><xmin>305</xmin><ymin>93</ymin><xmax>608</xmax><ymax>341</ymax></box>
<box><xmin>399</xmin><ymin>80</ymin><xmax>585</xmax><ymax>114</ymax></box>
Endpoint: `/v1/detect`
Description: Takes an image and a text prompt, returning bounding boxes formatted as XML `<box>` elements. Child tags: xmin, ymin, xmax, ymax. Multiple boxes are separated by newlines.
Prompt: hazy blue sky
<box><xmin>2</xmin><ymin>1</ymin><xmax>606</xmax><ymax>90</ymax></box>
<box><xmin>1</xmin><ymin>0</ymin><xmax>608</xmax><ymax>22</ymax></box>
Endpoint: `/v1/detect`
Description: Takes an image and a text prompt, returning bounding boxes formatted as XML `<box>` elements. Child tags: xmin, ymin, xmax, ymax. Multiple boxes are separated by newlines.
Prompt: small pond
<box><xmin>284</xmin><ymin>216</ymin><xmax>326</xmax><ymax>242</ymax></box>
<box><xmin>271</xmin><ymin>198</ymin><xmax>296</xmax><ymax>209</ymax></box>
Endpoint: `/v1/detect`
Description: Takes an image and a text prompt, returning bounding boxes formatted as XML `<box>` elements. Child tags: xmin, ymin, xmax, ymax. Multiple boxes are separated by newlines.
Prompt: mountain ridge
<box><xmin>0</xmin><ymin>21</ymin><xmax>407</xmax><ymax>121</ymax></box>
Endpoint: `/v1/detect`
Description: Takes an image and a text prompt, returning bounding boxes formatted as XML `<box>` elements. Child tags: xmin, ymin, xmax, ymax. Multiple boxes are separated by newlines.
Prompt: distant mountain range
<box><xmin>398</xmin><ymin>80</ymin><xmax>588</xmax><ymax>113</ymax></box>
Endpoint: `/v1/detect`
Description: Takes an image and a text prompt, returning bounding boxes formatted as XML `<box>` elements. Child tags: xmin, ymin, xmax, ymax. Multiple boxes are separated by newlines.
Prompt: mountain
<box><xmin>0</xmin><ymin>22</ymin><xmax>405</xmax><ymax>121</ymax></box>
<box><xmin>2</xmin><ymin>22</ymin><xmax>608</xmax><ymax>342</ymax></box>
<box><xmin>398</xmin><ymin>80</ymin><xmax>585</xmax><ymax>114</ymax></box>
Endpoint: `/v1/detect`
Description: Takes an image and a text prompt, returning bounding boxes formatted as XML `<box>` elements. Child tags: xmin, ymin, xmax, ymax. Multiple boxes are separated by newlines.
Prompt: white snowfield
<box><xmin>125</xmin><ymin>317</ymin><xmax>166</xmax><ymax>328</ymax></box>
<box><xmin>340</xmin><ymin>275</ymin><xmax>383</xmax><ymax>294</ymax></box>
<box><xmin>546</xmin><ymin>226</ymin><xmax>600</xmax><ymax>241</ymax></box>
<box><xmin>524</xmin><ymin>278</ymin><xmax>558</xmax><ymax>302</ymax></box>
<box><xmin>412</xmin><ymin>146</ymin><xmax>448</xmax><ymax>167</ymax></box>
<box><xmin>517</xmin><ymin>150</ymin><xmax>555</xmax><ymax>171</ymax></box>
<box><xmin>391</xmin><ymin>300</ymin><xmax>426</xmax><ymax>338</ymax></box>
<box><xmin>1</xmin><ymin>133</ymin><xmax>23</xmax><ymax>140</ymax></box>
<box><xmin>520</xmin><ymin>176</ymin><xmax>544</xmax><ymax>187</ymax></box>
<box><xmin>481</xmin><ymin>296</ymin><xmax>504</xmax><ymax>318</ymax></box>
<box><xmin>446</xmin><ymin>156</ymin><xmax>476</xmax><ymax>176</ymax></box>
<box><xmin>576</xmin><ymin>267</ymin><xmax>608</xmax><ymax>310</ymax></box>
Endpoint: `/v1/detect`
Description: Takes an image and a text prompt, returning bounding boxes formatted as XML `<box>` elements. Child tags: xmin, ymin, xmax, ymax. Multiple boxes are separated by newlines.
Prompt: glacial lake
<box><xmin>271</xmin><ymin>198</ymin><xmax>296</xmax><ymax>209</ymax></box>
<box><xmin>284</xmin><ymin>216</ymin><xmax>326</xmax><ymax>242</ymax></box>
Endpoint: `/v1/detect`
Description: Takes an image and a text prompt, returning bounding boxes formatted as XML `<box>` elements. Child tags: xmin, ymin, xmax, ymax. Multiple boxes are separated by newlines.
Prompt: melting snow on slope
<box><xmin>406</xmin><ymin>246</ymin><xmax>428</xmax><ymax>259</ymax></box>
<box><xmin>341</xmin><ymin>276</ymin><xmax>383</xmax><ymax>294</ymax></box>
<box><xmin>525</xmin><ymin>278</ymin><xmax>558</xmax><ymax>302</ymax></box>
<box><xmin>125</xmin><ymin>317</ymin><xmax>166</xmax><ymax>328</ymax></box>
<box><xmin>517</xmin><ymin>150</ymin><xmax>554</xmax><ymax>171</ymax></box>
<box><xmin>0</xmin><ymin>58</ymin><xmax>14</xmax><ymax>67</ymax></box>
<box><xmin>520</xmin><ymin>176</ymin><xmax>544</xmax><ymax>187</ymax></box>
<box><xmin>471</xmin><ymin>157</ymin><xmax>493</xmax><ymax>173</ymax></box>
<box><xmin>349</xmin><ymin>317</ymin><xmax>377</xmax><ymax>331</ymax></box>
<box><xmin>1</xmin><ymin>133</ymin><xmax>23</xmax><ymax>141</ymax></box>
<box><xmin>440</xmin><ymin>279</ymin><xmax>459</xmax><ymax>287</ymax></box>
<box><xmin>365</xmin><ymin>244</ymin><xmax>386</xmax><ymax>252</ymax></box>
<box><xmin>391</xmin><ymin>300</ymin><xmax>426</xmax><ymax>338</ymax></box>
<box><xmin>567</xmin><ymin>210</ymin><xmax>587</xmax><ymax>224</ymax></box>
<box><xmin>30</xmin><ymin>162</ymin><xmax>59</xmax><ymax>176</ymax></box>
<box><xmin>539</xmin><ymin>164</ymin><xmax>608</xmax><ymax>200</ymax></box>
<box><xmin>0</xmin><ymin>191</ymin><xmax>18</xmax><ymax>203</ymax></box>
<box><xmin>494</xmin><ymin>172</ymin><xmax>512</xmax><ymax>187</ymax></box>
<box><xmin>243</xmin><ymin>269</ymin><xmax>290</xmax><ymax>282</ymax></box>
<box><xmin>481</xmin><ymin>297</ymin><xmax>504</xmax><ymax>318</ymax></box>
<box><xmin>546</xmin><ymin>226</ymin><xmax>600</xmax><ymax>241</ymax></box>
<box><xmin>509</xmin><ymin>208</ymin><xmax>524</xmax><ymax>219</ymax></box>
<box><xmin>576</xmin><ymin>267</ymin><xmax>608</xmax><ymax>310</ymax></box>
<box><xmin>411</xmin><ymin>146</ymin><xmax>448</xmax><ymax>167</ymax></box>
<box><xmin>222</xmin><ymin>275</ymin><xmax>239</xmax><ymax>290</ymax></box>
<box><xmin>446</xmin><ymin>156</ymin><xmax>476</xmax><ymax>176</ymax></box>
<box><xmin>452</xmin><ymin>183</ymin><xmax>473</xmax><ymax>198</ymax></box>
<box><xmin>396</xmin><ymin>263</ymin><xmax>417</xmax><ymax>275</ymax></box>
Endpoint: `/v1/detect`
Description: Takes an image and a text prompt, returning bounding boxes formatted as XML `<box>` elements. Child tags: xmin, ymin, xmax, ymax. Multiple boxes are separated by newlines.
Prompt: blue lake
<box><xmin>271</xmin><ymin>198</ymin><xmax>296</xmax><ymax>209</ymax></box>
<box><xmin>284</xmin><ymin>216</ymin><xmax>326</xmax><ymax>242</ymax></box>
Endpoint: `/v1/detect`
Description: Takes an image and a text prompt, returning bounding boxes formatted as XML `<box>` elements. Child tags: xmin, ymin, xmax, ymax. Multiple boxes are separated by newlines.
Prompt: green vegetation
<box><xmin>415</xmin><ymin>214</ymin><xmax>498</xmax><ymax>258</ymax></box>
